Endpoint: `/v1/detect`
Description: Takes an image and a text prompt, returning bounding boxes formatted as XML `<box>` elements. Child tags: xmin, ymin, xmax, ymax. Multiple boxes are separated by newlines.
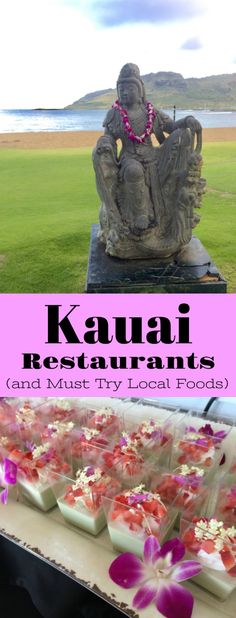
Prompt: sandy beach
<box><xmin>0</xmin><ymin>127</ymin><xmax>236</xmax><ymax>149</ymax></box>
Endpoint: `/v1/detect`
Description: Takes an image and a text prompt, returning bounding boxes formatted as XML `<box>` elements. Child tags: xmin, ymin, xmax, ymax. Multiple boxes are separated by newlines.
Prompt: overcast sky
<box><xmin>1</xmin><ymin>0</ymin><xmax>236</xmax><ymax>108</ymax></box>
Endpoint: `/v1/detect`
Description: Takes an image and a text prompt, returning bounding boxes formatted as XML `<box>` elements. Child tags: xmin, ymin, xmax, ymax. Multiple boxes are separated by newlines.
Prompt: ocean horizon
<box><xmin>0</xmin><ymin>108</ymin><xmax>236</xmax><ymax>133</ymax></box>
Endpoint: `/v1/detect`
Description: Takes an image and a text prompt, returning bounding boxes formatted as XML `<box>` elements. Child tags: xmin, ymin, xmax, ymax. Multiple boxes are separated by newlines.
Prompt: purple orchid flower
<box><xmin>149</xmin><ymin>429</ymin><xmax>162</xmax><ymax>440</ymax></box>
<box><xmin>186</xmin><ymin>423</ymin><xmax>227</xmax><ymax>446</ymax></box>
<box><xmin>213</xmin><ymin>430</ymin><xmax>227</xmax><ymax>445</ymax></box>
<box><xmin>86</xmin><ymin>466</ymin><xmax>95</xmax><ymax>477</ymax></box>
<box><xmin>26</xmin><ymin>440</ymin><xmax>35</xmax><ymax>451</ymax></box>
<box><xmin>3</xmin><ymin>458</ymin><xmax>18</xmax><ymax>484</ymax></box>
<box><xmin>200</xmin><ymin>423</ymin><xmax>214</xmax><ymax>436</ymax></box>
<box><xmin>0</xmin><ymin>458</ymin><xmax>18</xmax><ymax>505</ymax></box>
<box><xmin>199</xmin><ymin>424</ymin><xmax>227</xmax><ymax>442</ymax></box>
<box><xmin>127</xmin><ymin>493</ymin><xmax>151</xmax><ymax>506</ymax></box>
<box><xmin>186</xmin><ymin>426</ymin><xmax>197</xmax><ymax>434</ymax></box>
<box><xmin>0</xmin><ymin>487</ymin><xmax>8</xmax><ymax>505</ymax></box>
<box><xmin>173</xmin><ymin>474</ymin><xmax>201</xmax><ymax>487</ymax></box>
<box><xmin>119</xmin><ymin>436</ymin><xmax>128</xmax><ymax>447</ymax></box>
<box><xmin>109</xmin><ymin>536</ymin><xmax>202</xmax><ymax>618</ymax></box>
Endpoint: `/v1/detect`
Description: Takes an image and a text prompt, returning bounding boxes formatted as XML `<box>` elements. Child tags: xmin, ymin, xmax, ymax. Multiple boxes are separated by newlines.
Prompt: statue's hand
<box><xmin>185</xmin><ymin>116</ymin><xmax>202</xmax><ymax>153</ymax></box>
<box><xmin>185</xmin><ymin>115</ymin><xmax>202</xmax><ymax>133</ymax></box>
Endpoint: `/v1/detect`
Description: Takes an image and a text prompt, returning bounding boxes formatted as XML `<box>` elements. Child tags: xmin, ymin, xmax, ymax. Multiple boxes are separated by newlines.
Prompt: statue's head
<box><xmin>117</xmin><ymin>63</ymin><xmax>146</xmax><ymax>107</ymax></box>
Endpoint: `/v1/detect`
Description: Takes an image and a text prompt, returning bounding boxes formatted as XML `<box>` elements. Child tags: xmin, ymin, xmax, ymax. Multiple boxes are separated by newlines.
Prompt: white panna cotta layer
<box><xmin>57</xmin><ymin>498</ymin><xmax>106</xmax><ymax>535</ymax></box>
<box><xmin>193</xmin><ymin>569</ymin><xmax>236</xmax><ymax>600</ymax></box>
<box><xmin>18</xmin><ymin>478</ymin><xmax>63</xmax><ymax>511</ymax></box>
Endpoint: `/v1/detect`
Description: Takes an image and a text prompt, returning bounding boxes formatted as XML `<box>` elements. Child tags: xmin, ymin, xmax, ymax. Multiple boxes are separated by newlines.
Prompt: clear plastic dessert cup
<box><xmin>68</xmin><ymin>425</ymin><xmax>114</xmax><ymax>474</ymax></box>
<box><xmin>121</xmin><ymin>399</ymin><xmax>179</xmax><ymax>426</ymax></box>
<box><xmin>180</xmin><ymin>492</ymin><xmax>236</xmax><ymax>599</ymax></box>
<box><xmin>85</xmin><ymin>405</ymin><xmax>122</xmax><ymax>439</ymax></box>
<box><xmin>0</xmin><ymin>399</ymin><xmax>16</xmax><ymax>429</ymax></box>
<box><xmin>17</xmin><ymin>442</ymin><xmax>72</xmax><ymax>512</ymax></box>
<box><xmin>34</xmin><ymin>398</ymin><xmax>83</xmax><ymax>424</ymax></box>
<box><xmin>0</xmin><ymin>433</ymin><xmax>23</xmax><ymax>468</ymax></box>
<box><xmin>40</xmin><ymin>418</ymin><xmax>76</xmax><ymax>452</ymax></box>
<box><xmin>81</xmin><ymin>438</ymin><xmax>150</xmax><ymax>488</ymax></box>
<box><xmin>226</xmin><ymin>449</ymin><xmax>236</xmax><ymax>486</ymax></box>
<box><xmin>55</xmin><ymin>465</ymin><xmax>121</xmax><ymax>535</ymax></box>
<box><xmin>104</xmin><ymin>483</ymin><xmax>178</xmax><ymax>557</ymax></box>
<box><xmin>150</xmin><ymin>464</ymin><xmax>207</xmax><ymax>528</ymax></box>
<box><xmin>120</xmin><ymin>400</ymin><xmax>178</xmax><ymax>466</ymax></box>
<box><xmin>10</xmin><ymin>401</ymin><xmax>45</xmax><ymax>444</ymax></box>
<box><xmin>171</xmin><ymin>410</ymin><xmax>232</xmax><ymax>476</ymax></box>
<box><xmin>205</xmin><ymin>481</ymin><xmax>236</xmax><ymax>527</ymax></box>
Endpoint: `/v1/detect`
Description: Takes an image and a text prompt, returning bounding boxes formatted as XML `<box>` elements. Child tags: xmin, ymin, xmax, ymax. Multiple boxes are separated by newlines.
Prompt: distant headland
<box><xmin>33</xmin><ymin>108</ymin><xmax>60</xmax><ymax>111</ymax></box>
<box><xmin>64</xmin><ymin>71</ymin><xmax>236</xmax><ymax>111</ymax></box>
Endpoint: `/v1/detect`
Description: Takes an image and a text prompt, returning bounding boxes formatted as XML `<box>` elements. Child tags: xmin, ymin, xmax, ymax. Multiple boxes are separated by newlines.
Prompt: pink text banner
<box><xmin>0</xmin><ymin>294</ymin><xmax>235</xmax><ymax>398</ymax></box>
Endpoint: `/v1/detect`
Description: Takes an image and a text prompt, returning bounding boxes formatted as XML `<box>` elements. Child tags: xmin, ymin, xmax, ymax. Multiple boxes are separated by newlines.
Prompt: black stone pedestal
<box><xmin>85</xmin><ymin>225</ymin><xmax>227</xmax><ymax>293</ymax></box>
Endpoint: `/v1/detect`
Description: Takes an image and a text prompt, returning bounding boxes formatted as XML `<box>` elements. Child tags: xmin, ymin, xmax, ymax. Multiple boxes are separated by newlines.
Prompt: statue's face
<box><xmin>118</xmin><ymin>81</ymin><xmax>140</xmax><ymax>107</ymax></box>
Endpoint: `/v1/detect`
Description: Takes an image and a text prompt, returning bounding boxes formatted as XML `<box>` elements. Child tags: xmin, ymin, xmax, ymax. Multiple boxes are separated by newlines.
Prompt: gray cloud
<box><xmin>81</xmin><ymin>0</ymin><xmax>205</xmax><ymax>27</ymax></box>
<box><xmin>181</xmin><ymin>37</ymin><xmax>203</xmax><ymax>50</ymax></box>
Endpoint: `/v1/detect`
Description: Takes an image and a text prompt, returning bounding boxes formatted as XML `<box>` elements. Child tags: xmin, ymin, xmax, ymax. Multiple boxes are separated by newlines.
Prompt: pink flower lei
<box><xmin>112</xmin><ymin>99</ymin><xmax>156</xmax><ymax>143</ymax></box>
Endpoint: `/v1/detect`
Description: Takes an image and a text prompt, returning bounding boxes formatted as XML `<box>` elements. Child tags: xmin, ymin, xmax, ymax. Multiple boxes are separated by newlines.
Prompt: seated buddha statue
<box><xmin>93</xmin><ymin>63</ymin><xmax>205</xmax><ymax>259</ymax></box>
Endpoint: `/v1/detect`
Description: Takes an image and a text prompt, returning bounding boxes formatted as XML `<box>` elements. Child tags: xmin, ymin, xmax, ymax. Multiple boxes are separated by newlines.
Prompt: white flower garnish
<box><xmin>94</xmin><ymin>407</ymin><xmax>114</xmax><ymax>420</ymax></box>
<box><xmin>138</xmin><ymin>420</ymin><xmax>161</xmax><ymax>434</ymax></box>
<box><xmin>185</xmin><ymin>431</ymin><xmax>204</xmax><ymax>441</ymax></box>
<box><xmin>123</xmin><ymin>484</ymin><xmax>162</xmax><ymax>503</ymax></box>
<box><xmin>124</xmin><ymin>484</ymin><xmax>146</xmax><ymax>496</ymax></box>
<box><xmin>16</xmin><ymin>406</ymin><xmax>35</xmax><ymax>424</ymax></box>
<box><xmin>32</xmin><ymin>442</ymin><xmax>50</xmax><ymax>459</ymax></box>
<box><xmin>71</xmin><ymin>466</ymin><xmax>109</xmax><ymax>499</ymax></box>
<box><xmin>194</xmin><ymin>518</ymin><xmax>236</xmax><ymax>552</ymax></box>
<box><xmin>120</xmin><ymin>431</ymin><xmax>139</xmax><ymax>453</ymax></box>
<box><xmin>48</xmin><ymin>420</ymin><xmax>74</xmax><ymax>436</ymax></box>
<box><xmin>175</xmin><ymin>465</ymin><xmax>204</xmax><ymax>477</ymax></box>
<box><xmin>81</xmin><ymin>426</ymin><xmax>100</xmax><ymax>440</ymax></box>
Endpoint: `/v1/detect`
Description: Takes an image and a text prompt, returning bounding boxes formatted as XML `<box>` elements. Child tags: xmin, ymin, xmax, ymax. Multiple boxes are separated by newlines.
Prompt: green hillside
<box><xmin>65</xmin><ymin>71</ymin><xmax>236</xmax><ymax>110</ymax></box>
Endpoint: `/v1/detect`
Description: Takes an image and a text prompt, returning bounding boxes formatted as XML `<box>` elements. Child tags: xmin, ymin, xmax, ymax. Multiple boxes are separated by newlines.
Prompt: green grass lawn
<box><xmin>0</xmin><ymin>141</ymin><xmax>235</xmax><ymax>292</ymax></box>
<box><xmin>197</xmin><ymin>142</ymin><xmax>236</xmax><ymax>291</ymax></box>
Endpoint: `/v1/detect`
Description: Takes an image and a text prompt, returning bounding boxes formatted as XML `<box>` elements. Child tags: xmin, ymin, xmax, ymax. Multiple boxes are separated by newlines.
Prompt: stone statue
<box><xmin>93</xmin><ymin>63</ymin><xmax>206</xmax><ymax>259</ymax></box>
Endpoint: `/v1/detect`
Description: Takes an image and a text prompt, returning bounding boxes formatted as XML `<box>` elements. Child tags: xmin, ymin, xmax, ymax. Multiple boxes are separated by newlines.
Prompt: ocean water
<box><xmin>0</xmin><ymin>108</ymin><xmax>236</xmax><ymax>132</ymax></box>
